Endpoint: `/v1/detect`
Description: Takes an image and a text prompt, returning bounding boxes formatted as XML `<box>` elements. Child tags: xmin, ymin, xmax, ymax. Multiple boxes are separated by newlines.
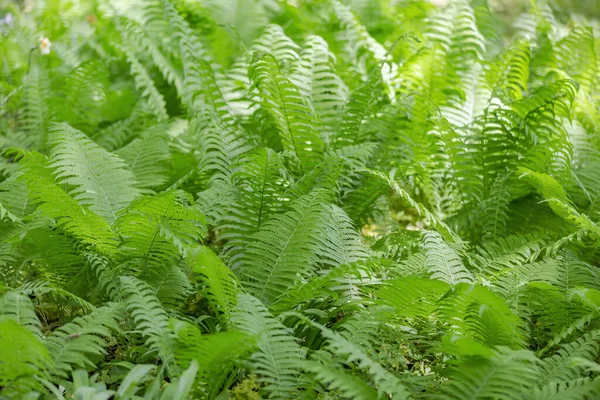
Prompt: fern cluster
<box><xmin>2</xmin><ymin>0</ymin><xmax>600</xmax><ymax>398</ymax></box>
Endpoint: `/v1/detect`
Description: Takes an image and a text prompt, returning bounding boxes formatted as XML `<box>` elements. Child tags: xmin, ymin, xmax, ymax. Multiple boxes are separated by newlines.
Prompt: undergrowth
<box><xmin>2</xmin><ymin>0</ymin><xmax>600</xmax><ymax>398</ymax></box>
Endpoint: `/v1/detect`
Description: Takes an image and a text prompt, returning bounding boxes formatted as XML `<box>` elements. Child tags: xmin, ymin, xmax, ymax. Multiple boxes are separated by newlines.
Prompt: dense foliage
<box><xmin>2</xmin><ymin>0</ymin><xmax>600</xmax><ymax>398</ymax></box>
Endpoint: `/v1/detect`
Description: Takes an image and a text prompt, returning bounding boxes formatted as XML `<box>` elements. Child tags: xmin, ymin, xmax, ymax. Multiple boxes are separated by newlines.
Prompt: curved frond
<box><xmin>48</xmin><ymin>123</ymin><xmax>140</xmax><ymax>223</ymax></box>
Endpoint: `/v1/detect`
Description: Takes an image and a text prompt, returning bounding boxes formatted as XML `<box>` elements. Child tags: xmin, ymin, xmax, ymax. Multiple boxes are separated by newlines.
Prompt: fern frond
<box><xmin>144</xmin><ymin>264</ymin><xmax>192</xmax><ymax>309</ymax></box>
<box><xmin>114</xmin><ymin>125</ymin><xmax>171</xmax><ymax>190</ymax></box>
<box><xmin>437</xmin><ymin>283</ymin><xmax>527</xmax><ymax>350</ymax></box>
<box><xmin>194</xmin><ymin>106</ymin><xmax>252</xmax><ymax>184</ymax></box>
<box><xmin>423</xmin><ymin>231</ymin><xmax>474</xmax><ymax>285</ymax></box>
<box><xmin>231</xmin><ymin>293</ymin><xmax>306</xmax><ymax>398</ymax></box>
<box><xmin>331</xmin><ymin>0</ymin><xmax>397</xmax><ymax>86</ymax></box>
<box><xmin>188</xmin><ymin>245</ymin><xmax>239</xmax><ymax>322</ymax></box>
<box><xmin>123</xmin><ymin>49</ymin><xmax>169</xmax><ymax>121</ymax></box>
<box><xmin>537</xmin><ymin>332</ymin><xmax>600</xmax><ymax>385</ymax></box>
<box><xmin>0</xmin><ymin>291</ymin><xmax>42</xmax><ymax>337</ymax></box>
<box><xmin>519</xmin><ymin>168</ymin><xmax>600</xmax><ymax>240</ymax></box>
<box><xmin>120</xmin><ymin>276</ymin><xmax>173</xmax><ymax>365</ymax></box>
<box><xmin>48</xmin><ymin>123</ymin><xmax>140</xmax><ymax>223</ymax></box>
<box><xmin>529</xmin><ymin>377</ymin><xmax>600</xmax><ymax>400</ymax></box>
<box><xmin>439</xmin><ymin>347</ymin><xmax>539</xmax><ymax>400</ymax></box>
<box><xmin>45</xmin><ymin>305</ymin><xmax>120</xmax><ymax>378</ymax></box>
<box><xmin>0</xmin><ymin>319</ymin><xmax>52</xmax><ymax>394</ymax></box>
<box><xmin>116</xmin><ymin>190</ymin><xmax>206</xmax><ymax>269</ymax></box>
<box><xmin>374</xmin><ymin>276</ymin><xmax>450</xmax><ymax>319</ymax></box>
<box><xmin>249</xmin><ymin>51</ymin><xmax>324</xmax><ymax>173</ymax></box>
<box><xmin>14</xmin><ymin>150</ymin><xmax>117</xmax><ymax>254</ymax></box>
<box><xmin>309</xmin><ymin>319</ymin><xmax>412</xmax><ymax>399</ymax></box>
<box><xmin>239</xmin><ymin>190</ymin><xmax>329</xmax><ymax>303</ymax></box>
<box><xmin>290</xmin><ymin>35</ymin><xmax>348</xmax><ymax>126</ymax></box>
<box><xmin>484</xmin><ymin>40</ymin><xmax>530</xmax><ymax>102</ymax></box>
<box><xmin>333</xmin><ymin>67</ymin><xmax>383</xmax><ymax>149</ymax></box>
<box><xmin>319</xmin><ymin>204</ymin><xmax>368</xmax><ymax>268</ymax></box>
<box><xmin>53</xmin><ymin>61</ymin><xmax>110</xmax><ymax>134</ymax></box>
<box><xmin>303</xmin><ymin>360</ymin><xmax>379</xmax><ymax>400</ymax></box>
<box><xmin>251</xmin><ymin>24</ymin><xmax>300</xmax><ymax>70</ymax></box>
<box><xmin>17</xmin><ymin>65</ymin><xmax>52</xmax><ymax>149</ymax></box>
<box><xmin>368</xmin><ymin>169</ymin><xmax>456</xmax><ymax>240</ymax></box>
<box><xmin>117</xmin><ymin>16</ymin><xmax>184</xmax><ymax>95</ymax></box>
<box><xmin>271</xmin><ymin>261</ymin><xmax>373</xmax><ymax>313</ymax></box>
<box><xmin>424</xmin><ymin>0</ymin><xmax>485</xmax><ymax>74</ymax></box>
<box><xmin>174</xmin><ymin>320</ymin><xmax>255</xmax><ymax>398</ymax></box>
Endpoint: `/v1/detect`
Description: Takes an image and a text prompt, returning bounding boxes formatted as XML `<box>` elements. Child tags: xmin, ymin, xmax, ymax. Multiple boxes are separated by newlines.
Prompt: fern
<box><xmin>13</xmin><ymin>150</ymin><xmax>118</xmax><ymax>254</ymax></box>
<box><xmin>120</xmin><ymin>276</ymin><xmax>175</xmax><ymax>369</ymax></box>
<box><xmin>423</xmin><ymin>230</ymin><xmax>474</xmax><ymax>284</ymax></box>
<box><xmin>231</xmin><ymin>293</ymin><xmax>306</xmax><ymax>398</ymax></box>
<box><xmin>439</xmin><ymin>347</ymin><xmax>539</xmax><ymax>400</ymax></box>
<box><xmin>45</xmin><ymin>305</ymin><xmax>120</xmax><ymax>378</ymax></box>
<box><xmin>4</xmin><ymin>1</ymin><xmax>600</xmax><ymax>398</ymax></box>
<box><xmin>48</xmin><ymin>123</ymin><xmax>140</xmax><ymax>223</ymax></box>
<box><xmin>115</xmin><ymin>190</ymin><xmax>207</xmax><ymax>269</ymax></box>
<box><xmin>249</xmin><ymin>51</ymin><xmax>324</xmax><ymax>173</ymax></box>
<box><xmin>188</xmin><ymin>245</ymin><xmax>240</xmax><ymax>322</ymax></box>
<box><xmin>0</xmin><ymin>319</ymin><xmax>52</xmax><ymax>394</ymax></box>
<box><xmin>114</xmin><ymin>125</ymin><xmax>171</xmax><ymax>190</ymax></box>
<box><xmin>290</xmin><ymin>35</ymin><xmax>348</xmax><ymax>127</ymax></box>
<box><xmin>303</xmin><ymin>359</ymin><xmax>379</xmax><ymax>400</ymax></box>
<box><xmin>0</xmin><ymin>291</ymin><xmax>43</xmax><ymax>337</ymax></box>
<box><xmin>123</xmin><ymin>49</ymin><xmax>169</xmax><ymax>121</ymax></box>
<box><xmin>238</xmin><ymin>190</ymin><xmax>330</xmax><ymax>303</ymax></box>
<box><xmin>174</xmin><ymin>321</ymin><xmax>255</xmax><ymax>398</ymax></box>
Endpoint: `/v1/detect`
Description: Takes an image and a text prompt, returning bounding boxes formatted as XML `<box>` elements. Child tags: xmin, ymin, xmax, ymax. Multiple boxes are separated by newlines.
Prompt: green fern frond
<box><xmin>48</xmin><ymin>123</ymin><xmax>140</xmax><ymax>223</ymax></box>
<box><xmin>537</xmin><ymin>332</ymin><xmax>600</xmax><ymax>386</ymax></box>
<box><xmin>249</xmin><ymin>51</ymin><xmax>325</xmax><ymax>173</ymax></box>
<box><xmin>271</xmin><ymin>261</ymin><xmax>373</xmax><ymax>313</ymax></box>
<box><xmin>308</xmin><ymin>319</ymin><xmax>412</xmax><ymax>399</ymax></box>
<box><xmin>144</xmin><ymin>264</ymin><xmax>192</xmax><ymax>309</ymax></box>
<box><xmin>188</xmin><ymin>245</ymin><xmax>239</xmax><ymax>322</ymax></box>
<box><xmin>238</xmin><ymin>190</ymin><xmax>329</xmax><ymax>303</ymax></box>
<box><xmin>13</xmin><ymin>150</ymin><xmax>117</xmax><ymax>254</ymax></box>
<box><xmin>484</xmin><ymin>40</ymin><xmax>531</xmax><ymax>102</ymax></box>
<box><xmin>519</xmin><ymin>168</ymin><xmax>600</xmax><ymax>241</ymax></box>
<box><xmin>117</xmin><ymin>16</ymin><xmax>184</xmax><ymax>95</ymax></box>
<box><xmin>231</xmin><ymin>293</ymin><xmax>306</xmax><ymax>399</ymax></box>
<box><xmin>333</xmin><ymin>67</ymin><xmax>383</xmax><ymax>149</ymax></box>
<box><xmin>439</xmin><ymin>347</ymin><xmax>539</xmax><ymax>400</ymax></box>
<box><xmin>221</xmin><ymin>148</ymin><xmax>287</xmax><ymax>269</ymax></box>
<box><xmin>303</xmin><ymin>359</ymin><xmax>379</xmax><ymax>400</ymax></box>
<box><xmin>331</xmin><ymin>0</ymin><xmax>397</xmax><ymax>87</ymax></box>
<box><xmin>374</xmin><ymin>276</ymin><xmax>450</xmax><ymax>319</ymax></box>
<box><xmin>115</xmin><ymin>190</ymin><xmax>206</xmax><ymax>269</ymax></box>
<box><xmin>425</xmin><ymin>0</ymin><xmax>485</xmax><ymax>72</ymax></box>
<box><xmin>18</xmin><ymin>280</ymin><xmax>96</xmax><ymax>314</ymax></box>
<box><xmin>53</xmin><ymin>61</ymin><xmax>110</xmax><ymax>134</ymax></box>
<box><xmin>120</xmin><ymin>276</ymin><xmax>173</xmax><ymax>365</ymax></box>
<box><xmin>114</xmin><ymin>125</ymin><xmax>171</xmax><ymax>190</ymax></box>
<box><xmin>368</xmin><ymin>169</ymin><xmax>456</xmax><ymax>240</ymax></box>
<box><xmin>251</xmin><ymin>24</ymin><xmax>300</xmax><ymax>70</ymax></box>
<box><xmin>319</xmin><ymin>204</ymin><xmax>369</xmax><ymax>268</ymax></box>
<box><xmin>0</xmin><ymin>291</ymin><xmax>42</xmax><ymax>337</ymax></box>
<box><xmin>0</xmin><ymin>319</ymin><xmax>52</xmax><ymax>394</ymax></box>
<box><xmin>554</xmin><ymin>26</ymin><xmax>597</xmax><ymax>94</ymax></box>
<box><xmin>423</xmin><ymin>230</ymin><xmax>474</xmax><ymax>285</ymax></box>
<box><xmin>194</xmin><ymin>106</ymin><xmax>252</xmax><ymax>185</ymax></box>
<box><xmin>45</xmin><ymin>305</ymin><xmax>120</xmax><ymax>378</ymax></box>
<box><xmin>529</xmin><ymin>377</ymin><xmax>600</xmax><ymax>400</ymax></box>
<box><xmin>438</xmin><ymin>283</ymin><xmax>527</xmax><ymax>350</ymax></box>
<box><xmin>123</xmin><ymin>49</ymin><xmax>169</xmax><ymax>121</ymax></box>
<box><xmin>290</xmin><ymin>35</ymin><xmax>348</xmax><ymax>126</ymax></box>
<box><xmin>17</xmin><ymin>65</ymin><xmax>52</xmax><ymax>149</ymax></box>
<box><xmin>174</xmin><ymin>320</ymin><xmax>255</xmax><ymax>398</ymax></box>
